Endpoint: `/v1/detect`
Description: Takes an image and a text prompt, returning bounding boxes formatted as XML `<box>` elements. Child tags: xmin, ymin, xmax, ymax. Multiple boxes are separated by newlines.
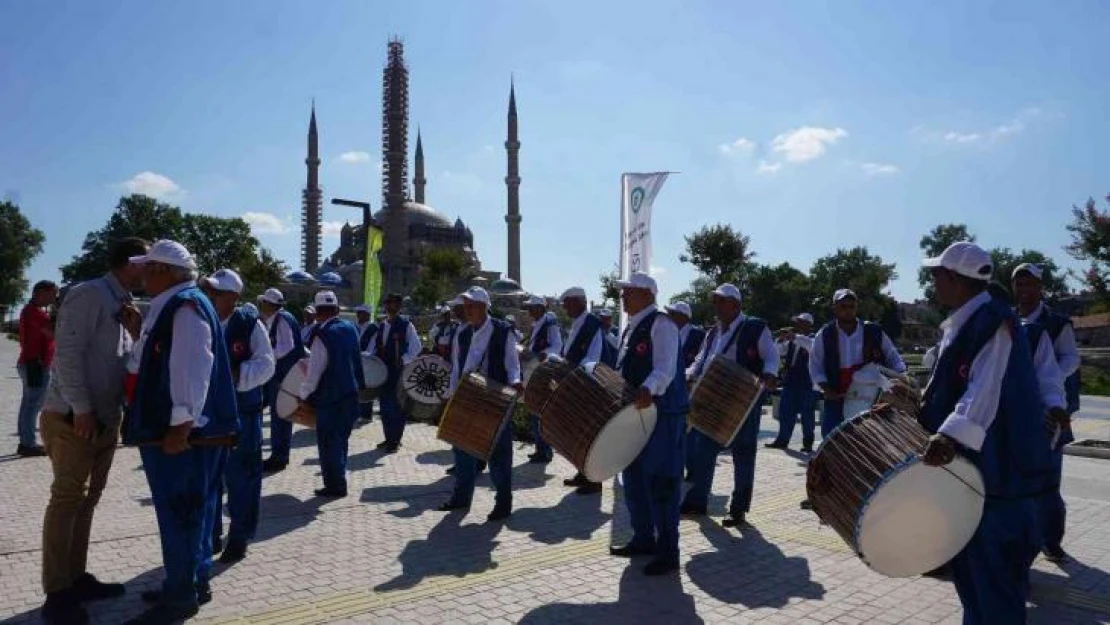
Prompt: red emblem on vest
<box><xmin>232</xmin><ymin>341</ymin><xmax>247</xmax><ymax>356</ymax></box>
<box><xmin>635</xmin><ymin>341</ymin><xmax>649</xmax><ymax>355</ymax></box>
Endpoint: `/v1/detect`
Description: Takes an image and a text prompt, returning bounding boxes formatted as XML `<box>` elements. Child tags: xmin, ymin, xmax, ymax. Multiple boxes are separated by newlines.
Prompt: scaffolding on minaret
<box><xmin>381</xmin><ymin>38</ymin><xmax>410</xmax><ymax>213</ymax></box>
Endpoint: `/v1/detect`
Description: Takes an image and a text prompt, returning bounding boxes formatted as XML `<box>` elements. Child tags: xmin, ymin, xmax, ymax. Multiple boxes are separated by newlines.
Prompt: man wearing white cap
<box><xmin>808</xmin><ymin>288</ymin><xmax>905</xmax><ymax>439</ymax></box>
<box><xmin>597</xmin><ymin>308</ymin><xmax>619</xmax><ymax>366</ymax></box>
<box><xmin>680</xmin><ymin>283</ymin><xmax>779</xmax><ymax>528</ymax></box>
<box><xmin>1012</xmin><ymin>262</ymin><xmax>1079</xmax><ymax>562</ymax></box>
<box><xmin>918</xmin><ymin>241</ymin><xmax>1055</xmax><ymax>624</ymax></box>
<box><xmin>258</xmin><ymin>288</ymin><xmax>307</xmax><ymax>473</ymax></box>
<box><xmin>428</xmin><ymin>305</ymin><xmax>460</xmax><ymax>360</ymax></box>
<box><xmin>353</xmin><ymin>305</ymin><xmax>379</xmax><ymax>424</ymax></box>
<box><xmin>374</xmin><ymin>292</ymin><xmax>422</xmax><ymax>452</ymax></box>
<box><xmin>122</xmin><ymin>241</ymin><xmax>240</xmax><ymax>624</ymax></box>
<box><xmin>608</xmin><ymin>272</ymin><xmax>687</xmax><ymax>576</ymax></box>
<box><xmin>666</xmin><ymin>300</ymin><xmax>706</xmax><ymax>481</ymax></box>
<box><xmin>555</xmin><ymin>287</ymin><xmax>607</xmax><ymax>492</ymax></box>
<box><xmin>439</xmin><ymin>286</ymin><xmax>522</xmax><ymax>521</ymax></box>
<box><xmin>199</xmin><ymin>269</ymin><xmax>276</xmax><ymax>564</ymax></box>
<box><xmin>299</xmin><ymin>306</ymin><xmax>317</xmax><ymax>344</ymax></box>
<box><xmin>767</xmin><ymin>312</ymin><xmax>818</xmax><ymax>452</ymax></box>
<box><xmin>296</xmin><ymin>291</ymin><xmax>365</xmax><ymax>497</ymax></box>
<box><xmin>522</xmin><ymin>294</ymin><xmax>563</xmax><ymax>463</ymax></box>
<box><xmin>504</xmin><ymin>314</ymin><xmax>523</xmax><ymax>342</ymax></box>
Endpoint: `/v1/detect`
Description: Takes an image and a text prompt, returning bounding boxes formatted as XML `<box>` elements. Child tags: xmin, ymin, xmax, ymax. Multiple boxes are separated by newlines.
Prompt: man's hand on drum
<box><xmin>1046</xmin><ymin>407</ymin><xmax>1070</xmax><ymax>431</ymax></box>
<box><xmin>761</xmin><ymin>373</ymin><xmax>779</xmax><ymax>391</ymax></box>
<box><xmin>512</xmin><ymin>382</ymin><xmax>525</xmax><ymax>394</ymax></box>
<box><xmin>922</xmin><ymin>433</ymin><xmax>957</xmax><ymax>466</ymax></box>
<box><xmin>820</xmin><ymin>385</ymin><xmax>844</xmax><ymax>401</ymax></box>
<box><xmin>293</xmin><ymin>401</ymin><xmax>312</xmax><ymax>422</ymax></box>
<box><xmin>634</xmin><ymin>386</ymin><xmax>653</xmax><ymax>410</ymax></box>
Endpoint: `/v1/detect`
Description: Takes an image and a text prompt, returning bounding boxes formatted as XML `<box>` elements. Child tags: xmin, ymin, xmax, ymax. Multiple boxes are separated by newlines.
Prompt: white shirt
<box><xmin>527</xmin><ymin>312</ymin><xmax>563</xmax><ymax>357</ymax></box>
<box><xmin>1022</xmin><ymin>302</ymin><xmax>1081</xmax><ymax>377</ymax></box>
<box><xmin>130</xmin><ymin>282</ymin><xmax>215</xmax><ymax>428</ymax></box>
<box><xmin>356</xmin><ymin>321</ymin><xmax>377</xmax><ymax>351</ymax></box>
<box><xmin>378</xmin><ymin>316</ymin><xmax>422</xmax><ymax>366</ymax></box>
<box><xmin>678</xmin><ymin>323</ymin><xmax>693</xmax><ymax>347</ymax></box>
<box><xmin>263</xmin><ymin>312</ymin><xmax>297</xmax><ymax>360</ymax></box>
<box><xmin>299</xmin><ymin>317</ymin><xmax>340</xmax><ymax>399</ymax></box>
<box><xmin>1030</xmin><ymin>331</ymin><xmax>1065</xmax><ymax>410</ymax></box>
<box><xmin>922</xmin><ymin>345</ymin><xmax>939</xmax><ymax>371</ymax></box>
<box><xmin>930</xmin><ymin>291</ymin><xmax>1009</xmax><ymax>451</ymax></box>
<box><xmin>776</xmin><ymin>335</ymin><xmax>815</xmax><ymax>366</ymax></box>
<box><xmin>220</xmin><ymin>314</ymin><xmax>276</xmax><ymax>393</ymax></box>
<box><xmin>618</xmin><ymin>304</ymin><xmax>680</xmax><ymax>396</ymax></box>
<box><xmin>687</xmin><ymin>314</ymin><xmax>778</xmax><ymax>380</ymax></box>
<box><xmin>808</xmin><ymin>320</ymin><xmax>906</xmax><ymax>386</ymax></box>
<box><xmin>299</xmin><ymin>321</ymin><xmax>315</xmax><ymax>346</ymax></box>
<box><xmin>561</xmin><ymin>312</ymin><xmax>603</xmax><ymax>365</ymax></box>
<box><xmin>603</xmin><ymin>326</ymin><xmax>620</xmax><ymax>350</ymax></box>
<box><xmin>448</xmin><ymin>317</ymin><xmax>523</xmax><ymax>392</ymax></box>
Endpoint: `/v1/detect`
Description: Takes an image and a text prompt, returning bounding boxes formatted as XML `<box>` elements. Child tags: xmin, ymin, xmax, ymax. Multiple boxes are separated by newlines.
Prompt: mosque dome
<box><xmin>317</xmin><ymin>272</ymin><xmax>343</xmax><ymax>286</ymax></box>
<box><xmin>372</xmin><ymin>201</ymin><xmax>453</xmax><ymax>228</ymax></box>
<box><xmin>286</xmin><ymin>271</ymin><xmax>316</xmax><ymax>283</ymax></box>
<box><xmin>489</xmin><ymin>278</ymin><xmax>523</xmax><ymax>294</ymax></box>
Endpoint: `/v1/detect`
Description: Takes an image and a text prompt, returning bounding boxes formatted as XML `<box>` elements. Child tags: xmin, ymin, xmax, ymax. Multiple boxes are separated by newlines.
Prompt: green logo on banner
<box><xmin>630</xmin><ymin>186</ymin><xmax>646</xmax><ymax>213</ymax></box>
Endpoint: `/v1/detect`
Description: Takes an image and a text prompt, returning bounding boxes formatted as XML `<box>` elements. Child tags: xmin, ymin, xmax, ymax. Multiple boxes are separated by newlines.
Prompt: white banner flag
<box><xmin>619</xmin><ymin>172</ymin><xmax>669</xmax><ymax>281</ymax></box>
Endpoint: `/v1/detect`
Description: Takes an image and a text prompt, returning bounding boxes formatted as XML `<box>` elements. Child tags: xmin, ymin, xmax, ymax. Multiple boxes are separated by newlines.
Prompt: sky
<box><xmin>3</xmin><ymin>0</ymin><xmax>1109</xmax><ymax>307</ymax></box>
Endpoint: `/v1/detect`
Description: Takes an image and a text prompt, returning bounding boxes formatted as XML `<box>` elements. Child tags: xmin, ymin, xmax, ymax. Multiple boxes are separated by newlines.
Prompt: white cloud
<box><xmin>943</xmin><ymin>131</ymin><xmax>983</xmax><ymax>144</ymax></box>
<box><xmin>321</xmin><ymin>221</ymin><xmax>346</xmax><ymax>238</ymax></box>
<box><xmin>649</xmin><ymin>265</ymin><xmax>667</xmax><ymax>278</ymax></box>
<box><xmin>770</xmin><ymin>127</ymin><xmax>848</xmax><ymax>163</ymax></box>
<box><xmin>337</xmin><ymin>151</ymin><xmax>371</xmax><ymax>164</ymax></box>
<box><xmin>934</xmin><ymin>107</ymin><xmax>1046</xmax><ymax>145</ymax></box>
<box><xmin>756</xmin><ymin>160</ymin><xmax>782</xmax><ymax>175</ymax></box>
<box><xmin>717</xmin><ymin>137</ymin><xmax>756</xmax><ymax>156</ymax></box>
<box><xmin>118</xmin><ymin>171</ymin><xmax>182</xmax><ymax>199</ymax></box>
<box><xmin>242</xmin><ymin>211</ymin><xmax>292</xmax><ymax>234</ymax></box>
<box><xmin>861</xmin><ymin>162</ymin><xmax>900</xmax><ymax>176</ymax></box>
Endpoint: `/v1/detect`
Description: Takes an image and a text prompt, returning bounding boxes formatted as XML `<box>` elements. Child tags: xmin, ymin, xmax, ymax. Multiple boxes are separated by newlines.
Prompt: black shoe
<box><xmin>42</xmin><ymin>590</ymin><xmax>89</xmax><ymax>624</ymax></box>
<box><xmin>140</xmin><ymin>583</ymin><xmax>211</xmax><ymax>606</ymax></box>
<box><xmin>564</xmin><ymin>473</ymin><xmax>588</xmax><ymax>487</ymax></box>
<box><xmin>445</xmin><ymin>466</ymin><xmax>456</xmax><ymax>475</ymax></box>
<box><xmin>476</xmin><ymin>461</ymin><xmax>487</xmax><ymax>473</ymax></box>
<box><xmin>375</xmin><ymin>441</ymin><xmax>391</xmax><ymax>450</ymax></box>
<box><xmin>218</xmin><ymin>542</ymin><xmax>247</xmax><ymax>564</ymax></box>
<box><xmin>799</xmin><ymin>499</ymin><xmax>813</xmax><ymax>510</ymax></box>
<box><xmin>921</xmin><ymin>564</ymin><xmax>952</xmax><ymax>580</ymax></box>
<box><xmin>528</xmin><ymin>455</ymin><xmax>552</xmax><ymax>464</ymax></box>
<box><xmin>17</xmin><ymin>444</ymin><xmax>47</xmax><ymax>457</ymax></box>
<box><xmin>437</xmin><ymin>499</ymin><xmax>469</xmax><ymax>512</ymax></box>
<box><xmin>801</xmin><ymin>444</ymin><xmax>814</xmax><ymax>453</ymax></box>
<box><xmin>261</xmin><ymin>458</ymin><xmax>287</xmax><ymax>473</ymax></box>
<box><xmin>211</xmin><ymin>536</ymin><xmax>223</xmax><ymax>554</ymax></box>
<box><xmin>125</xmin><ymin>603</ymin><xmax>200</xmax><ymax>625</ymax></box>
<box><xmin>643</xmin><ymin>559</ymin><xmax>680</xmax><ymax>576</ymax></box>
<box><xmin>72</xmin><ymin>573</ymin><xmax>126</xmax><ymax>602</ymax></box>
<box><xmin>486</xmin><ymin>506</ymin><xmax>512</xmax><ymax>522</ymax></box>
<box><xmin>314</xmin><ymin>487</ymin><xmax>347</xmax><ymax>498</ymax></box>
<box><xmin>721</xmin><ymin>512</ymin><xmax>746</xmax><ymax>528</ymax></box>
<box><xmin>764</xmin><ymin>441</ymin><xmax>788</xmax><ymax>450</ymax></box>
<box><xmin>1043</xmin><ymin>545</ymin><xmax>1070</xmax><ymax>563</ymax></box>
<box><xmin>609</xmin><ymin>544</ymin><xmax>655</xmax><ymax>558</ymax></box>
<box><xmin>575</xmin><ymin>482</ymin><xmax>602</xmax><ymax>495</ymax></box>
<box><xmin>383</xmin><ymin>442</ymin><xmax>401</xmax><ymax>453</ymax></box>
<box><xmin>679</xmin><ymin>502</ymin><xmax>707</xmax><ymax>516</ymax></box>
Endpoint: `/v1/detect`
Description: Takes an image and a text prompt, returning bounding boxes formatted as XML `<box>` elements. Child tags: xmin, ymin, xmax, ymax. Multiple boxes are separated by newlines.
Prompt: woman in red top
<box><xmin>17</xmin><ymin>280</ymin><xmax>58</xmax><ymax>456</ymax></box>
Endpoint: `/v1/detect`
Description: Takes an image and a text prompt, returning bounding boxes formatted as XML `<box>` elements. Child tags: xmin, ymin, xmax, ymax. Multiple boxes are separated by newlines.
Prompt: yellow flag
<box><xmin>363</xmin><ymin>225</ymin><xmax>383</xmax><ymax>313</ymax></box>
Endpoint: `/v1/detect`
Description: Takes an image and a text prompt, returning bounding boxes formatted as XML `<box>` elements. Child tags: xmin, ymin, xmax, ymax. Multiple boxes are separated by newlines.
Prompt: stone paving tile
<box><xmin>1</xmin><ymin>338</ymin><xmax>1109</xmax><ymax>623</ymax></box>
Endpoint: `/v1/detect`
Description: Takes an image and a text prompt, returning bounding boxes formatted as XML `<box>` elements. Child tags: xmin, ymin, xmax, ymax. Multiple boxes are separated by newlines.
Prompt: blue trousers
<box><xmin>316</xmin><ymin>396</ymin><xmax>357</xmax><ymax>492</ymax></box>
<box><xmin>949</xmin><ymin>498</ymin><xmax>1039</xmax><ymax>625</ymax></box>
<box><xmin>774</xmin><ymin>386</ymin><xmax>816</xmax><ymax>447</ymax></box>
<box><xmin>529</xmin><ymin>413</ymin><xmax>552</xmax><ymax>459</ymax></box>
<box><xmin>451</xmin><ymin>426</ymin><xmax>512</xmax><ymax>508</ymax></box>
<box><xmin>379</xmin><ymin>381</ymin><xmax>405</xmax><ymax>445</ymax></box>
<box><xmin>1037</xmin><ymin>449</ymin><xmax>1066</xmax><ymax>551</ymax></box>
<box><xmin>820</xmin><ymin>398</ymin><xmax>846</xmax><ymax>439</ymax></box>
<box><xmin>266</xmin><ymin>381</ymin><xmax>292</xmax><ymax>463</ymax></box>
<box><xmin>683</xmin><ymin>428</ymin><xmax>697</xmax><ymax>476</ymax></box>
<box><xmin>213</xmin><ymin>410</ymin><xmax>263</xmax><ymax>547</ymax></box>
<box><xmin>358</xmin><ymin>399</ymin><xmax>374</xmax><ymax>420</ymax></box>
<box><xmin>623</xmin><ymin>413</ymin><xmax>685</xmax><ymax>564</ymax></box>
<box><xmin>16</xmin><ymin>364</ymin><xmax>50</xmax><ymax>447</ymax></box>
<box><xmin>140</xmin><ymin>444</ymin><xmax>223</xmax><ymax>609</ymax></box>
<box><xmin>682</xmin><ymin>401</ymin><xmax>763</xmax><ymax>514</ymax></box>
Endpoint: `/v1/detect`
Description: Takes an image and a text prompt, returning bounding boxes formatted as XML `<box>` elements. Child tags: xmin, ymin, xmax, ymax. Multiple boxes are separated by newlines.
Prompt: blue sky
<box><xmin>4</xmin><ymin>0</ymin><xmax>1108</xmax><ymax>306</ymax></box>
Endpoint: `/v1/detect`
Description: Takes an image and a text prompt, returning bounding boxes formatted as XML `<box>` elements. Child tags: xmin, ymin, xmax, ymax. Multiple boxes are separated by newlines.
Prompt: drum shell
<box><xmin>523</xmin><ymin>360</ymin><xmax>576</xmax><ymax>415</ymax></box>
<box><xmin>688</xmin><ymin>358</ymin><xmax>763</xmax><ymax>447</ymax></box>
<box><xmin>276</xmin><ymin>358</ymin><xmax>317</xmax><ymax>428</ymax></box>
<box><xmin>399</xmin><ymin>355</ymin><xmax>451</xmax><ymax>406</ymax></box>
<box><xmin>437</xmin><ymin>373</ymin><xmax>518</xmax><ymax>462</ymax></box>
<box><xmin>397</xmin><ymin>381</ymin><xmax>445</xmax><ymax>424</ymax></box>
<box><xmin>518</xmin><ymin>346</ymin><xmax>540</xmax><ymax>382</ymax></box>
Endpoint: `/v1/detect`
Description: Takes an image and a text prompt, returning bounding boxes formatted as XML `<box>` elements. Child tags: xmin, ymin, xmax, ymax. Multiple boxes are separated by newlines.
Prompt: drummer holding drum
<box><xmin>522</xmin><ymin>295</ymin><xmax>563</xmax><ymax>464</ymax></box>
<box><xmin>353</xmin><ymin>305</ymin><xmax>379</xmax><ymax>424</ymax></box>
<box><xmin>259</xmin><ymin>289</ymin><xmax>307</xmax><ymax>473</ymax></box>
<box><xmin>374</xmin><ymin>293</ymin><xmax>422</xmax><ymax>453</ymax></box>
<box><xmin>554</xmin><ymin>286</ymin><xmax>607</xmax><ymax>494</ymax></box>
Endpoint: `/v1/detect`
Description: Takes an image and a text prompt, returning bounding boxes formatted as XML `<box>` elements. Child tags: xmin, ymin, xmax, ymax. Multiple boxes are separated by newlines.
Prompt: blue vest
<box><xmin>694</xmin><ymin>317</ymin><xmax>767</xmax><ymax>379</ymax></box>
<box><xmin>564</xmin><ymin>313</ymin><xmax>604</xmax><ymax>366</ymax></box>
<box><xmin>920</xmin><ymin>296</ymin><xmax>1056</xmax><ymax>499</ymax></box>
<box><xmin>1024</xmin><ymin>307</ymin><xmax>1081</xmax><ymax>415</ymax></box>
<box><xmin>600</xmin><ymin>334</ymin><xmax>618</xmax><ymax>368</ymax></box>
<box><xmin>358</xmin><ymin>322</ymin><xmax>379</xmax><ymax>352</ymax></box>
<box><xmin>269</xmin><ymin>309</ymin><xmax>306</xmax><ymax>382</ymax></box>
<box><xmin>529</xmin><ymin>313</ymin><xmax>558</xmax><ymax>354</ymax></box>
<box><xmin>819</xmin><ymin>320</ymin><xmax>884</xmax><ymax>392</ymax></box>
<box><xmin>783</xmin><ymin>336</ymin><xmax>814</xmax><ymax>390</ymax></box>
<box><xmin>456</xmin><ymin>318</ymin><xmax>512</xmax><ymax>385</ymax></box>
<box><xmin>618</xmin><ymin>310</ymin><xmax>689</xmax><ymax>416</ymax></box>
<box><xmin>225</xmin><ymin>307</ymin><xmax>265</xmax><ymax>414</ymax></box>
<box><xmin>376</xmin><ymin>316</ymin><xmax>412</xmax><ymax>382</ymax></box>
<box><xmin>126</xmin><ymin>286</ymin><xmax>239</xmax><ymax>444</ymax></box>
<box><xmin>310</xmin><ymin>317</ymin><xmax>364</xmax><ymax>406</ymax></box>
<box><xmin>681</xmin><ymin>325</ymin><xmax>707</xmax><ymax>369</ymax></box>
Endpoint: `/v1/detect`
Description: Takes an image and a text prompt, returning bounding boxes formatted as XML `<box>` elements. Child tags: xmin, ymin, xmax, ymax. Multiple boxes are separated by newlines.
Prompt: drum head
<box><xmin>277</xmin><ymin>359</ymin><xmax>309</xmax><ymax>418</ymax></box>
<box><xmin>582</xmin><ymin>403</ymin><xmax>658</xmax><ymax>483</ymax></box>
<box><xmin>400</xmin><ymin>355</ymin><xmax>450</xmax><ymax>405</ymax></box>
<box><xmin>856</xmin><ymin>456</ymin><xmax>985</xmax><ymax>578</ymax></box>
<box><xmin>363</xmin><ymin>354</ymin><xmax>388</xmax><ymax>388</ymax></box>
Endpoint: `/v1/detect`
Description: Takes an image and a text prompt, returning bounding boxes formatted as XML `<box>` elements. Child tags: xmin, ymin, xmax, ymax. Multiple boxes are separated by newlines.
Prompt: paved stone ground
<box><xmin>1</xmin><ymin>337</ymin><xmax>1108</xmax><ymax>624</ymax></box>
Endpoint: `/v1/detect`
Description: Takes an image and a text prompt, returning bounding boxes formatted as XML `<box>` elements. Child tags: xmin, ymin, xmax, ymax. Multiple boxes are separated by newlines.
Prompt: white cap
<box><xmin>793</xmin><ymin>312</ymin><xmax>815</xmax><ymax>325</ymax></box>
<box><xmin>260</xmin><ymin>288</ymin><xmax>285</xmax><ymax>306</ymax></box>
<box><xmin>1012</xmin><ymin>263</ymin><xmax>1043</xmax><ymax>281</ymax></box>
<box><xmin>314</xmin><ymin>291</ymin><xmax>339</xmax><ymax>307</ymax></box>
<box><xmin>833</xmin><ymin>288</ymin><xmax>857</xmax><ymax>303</ymax></box>
<box><xmin>241</xmin><ymin>302</ymin><xmax>258</xmax><ymax>315</ymax></box>
<box><xmin>129</xmin><ymin>239</ymin><xmax>197</xmax><ymax>270</ymax></box>
<box><xmin>354</xmin><ymin>305</ymin><xmax>370</xmax><ymax>314</ymax></box>
<box><xmin>304</xmin><ymin>305</ymin><xmax>315</xmax><ymax>314</ymax></box>
<box><xmin>597</xmin><ymin>308</ymin><xmax>613</xmax><ymax>318</ymax></box>
<box><xmin>448</xmin><ymin>295</ymin><xmax>464</xmax><ymax>307</ymax></box>
<box><xmin>505</xmin><ymin>314</ymin><xmax>516</xmax><ymax>322</ymax></box>
<box><xmin>461</xmin><ymin>286</ymin><xmax>491</xmax><ymax>306</ymax></box>
<box><xmin>665</xmin><ymin>301</ymin><xmax>692</xmax><ymax>318</ymax></box>
<box><xmin>922</xmin><ymin>241</ymin><xmax>993</xmax><ymax>282</ymax></box>
<box><xmin>202</xmin><ymin>268</ymin><xmax>243</xmax><ymax>294</ymax></box>
<box><xmin>712</xmin><ymin>283</ymin><xmax>742</xmax><ymax>303</ymax></box>
<box><xmin>616</xmin><ymin>272</ymin><xmax>658</xmax><ymax>295</ymax></box>
<box><xmin>560</xmin><ymin>286</ymin><xmax>587</xmax><ymax>301</ymax></box>
<box><xmin>523</xmin><ymin>295</ymin><xmax>546</xmax><ymax>307</ymax></box>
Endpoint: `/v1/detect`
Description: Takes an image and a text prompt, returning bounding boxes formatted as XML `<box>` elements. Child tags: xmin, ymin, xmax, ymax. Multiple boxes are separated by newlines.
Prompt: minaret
<box><xmin>504</xmin><ymin>79</ymin><xmax>522</xmax><ymax>284</ymax></box>
<box><xmin>380</xmin><ymin>38</ymin><xmax>410</xmax><ymax>295</ymax></box>
<box><xmin>301</xmin><ymin>100</ymin><xmax>322</xmax><ymax>273</ymax></box>
<box><xmin>413</xmin><ymin>129</ymin><xmax>426</xmax><ymax>204</ymax></box>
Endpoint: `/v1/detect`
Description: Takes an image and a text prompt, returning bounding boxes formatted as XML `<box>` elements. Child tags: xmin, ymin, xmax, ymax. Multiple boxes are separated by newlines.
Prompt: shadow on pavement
<box><xmin>373</xmin><ymin>511</ymin><xmax>503</xmax><ymax>592</ymax></box>
<box><xmin>506</xmin><ymin>489</ymin><xmax>612</xmax><ymax>545</ymax></box>
<box><xmin>360</xmin><ymin>475</ymin><xmax>456</xmax><ymax>518</ymax></box>
<box><xmin>518</xmin><ymin>566</ymin><xmax>704</xmax><ymax>624</ymax></box>
<box><xmin>414</xmin><ymin>449</ymin><xmax>453</xmax><ymax>467</ymax></box>
<box><xmin>252</xmin><ymin>493</ymin><xmax>325</xmax><ymax>544</ymax></box>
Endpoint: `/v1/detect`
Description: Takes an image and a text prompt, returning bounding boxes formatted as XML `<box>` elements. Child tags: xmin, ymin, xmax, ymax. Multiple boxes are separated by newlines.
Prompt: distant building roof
<box><xmin>1073</xmin><ymin>313</ymin><xmax>1110</xmax><ymax>330</ymax></box>
<box><xmin>489</xmin><ymin>278</ymin><xmax>523</xmax><ymax>294</ymax></box>
<box><xmin>372</xmin><ymin>201</ymin><xmax>454</xmax><ymax>228</ymax></box>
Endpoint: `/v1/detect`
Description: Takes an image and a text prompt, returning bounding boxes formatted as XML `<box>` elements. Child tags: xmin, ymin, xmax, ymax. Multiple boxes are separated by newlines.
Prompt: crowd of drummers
<box><xmin>21</xmin><ymin>235</ymin><xmax>1078</xmax><ymax>625</ymax></box>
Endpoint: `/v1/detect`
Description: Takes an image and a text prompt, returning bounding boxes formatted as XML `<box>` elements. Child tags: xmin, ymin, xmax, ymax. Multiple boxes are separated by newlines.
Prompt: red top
<box><xmin>17</xmin><ymin>304</ymin><xmax>55</xmax><ymax>367</ymax></box>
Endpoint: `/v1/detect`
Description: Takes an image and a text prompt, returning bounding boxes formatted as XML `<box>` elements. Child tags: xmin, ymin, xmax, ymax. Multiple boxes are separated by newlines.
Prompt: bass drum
<box><xmin>398</xmin><ymin>354</ymin><xmax>452</xmax><ymax>424</ymax></box>
<box><xmin>360</xmin><ymin>354</ymin><xmax>389</xmax><ymax>401</ymax></box>
<box><xmin>276</xmin><ymin>357</ymin><xmax>316</xmax><ymax>428</ymax></box>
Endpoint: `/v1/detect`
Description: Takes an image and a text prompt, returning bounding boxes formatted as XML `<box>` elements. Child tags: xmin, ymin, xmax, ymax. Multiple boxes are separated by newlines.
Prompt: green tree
<box><xmin>918</xmin><ymin>223</ymin><xmax>976</xmax><ymax>302</ymax></box>
<box><xmin>238</xmin><ymin>247</ymin><xmax>288</xmax><ymax>301</ymax></box>
<box><xmin>669</xmin><ymin>275</ymin><xmax>715</xmax><ymax>325</ymax></box>
<box><xmin>744</xmin><ymin>262</ymin><xmax>815</xmax><ymax>329</ymax></box>
<box><xmin>990</xmin><ymin>248</ymin><xmax>1070</xmax><ymax>302</ymax></box>
<box><xmin>0</xmin><ymin>201</ymin><xmax>46</xmax><ymax>308</ymax></box>
<box><xmin>177</xmin><ymin>213</ymin><xmax>257</xmax><ymax>275</ymax></box>
<box><xmin>62</xmin><ymin>195</ymin><xmax>185</xmax><ymax>283</ymax></box>
<box><xmin>678</xmin><ymin>224</ymin><xmax>755</xmax><ymax>286</ymax></box>
<box><xmin>598</xmin><ymin>265</ymin><xmax>621</xmax><ymax>308</ymax></box>
<box><xmin>809</xmin><ymin>246</ymin><xmax>898</xmax><ymax>323</ymax></box>
<box><xmin>410</xmin><ymin>248</ymin><xmax>471</xmax><ymax>309</ymax></box>
<box><xmin>1066</xmin><ymin>194</ymin><xmax>1110</xmax><ymax>296</ymax></box>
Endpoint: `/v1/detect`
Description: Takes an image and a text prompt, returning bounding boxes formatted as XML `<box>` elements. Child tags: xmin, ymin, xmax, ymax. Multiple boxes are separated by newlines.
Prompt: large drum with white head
<box><xmin>437</xmin><ymin>372</ymin><xmax>520</xmax><ymax>462</ymax></box>
<box><xmin>276</xmin><ymin>358</ymin><xmax>316</xmax><ymax>428</ymax></box>
<box><xmin>806</xmin><ymin>405</ymin><xmax>985</xmax><ymax>577</ymax></box>
<box><xmin>517</xmin><ymin>345</ymin><xmax>540</xmax><ymax>382</ymax></box>
<box><xmin>687</xmin><ymin>357</ymin><xmax>764</xmax><ymax>447</ymax></box>
<box><xmin>360</xmin><ymin>354</ymin><xmax>389</xmax><ymax>401</ymax></box>
<box><xmin>398</xmin><ymin>354</ymin><xmax>451</xmax><ymax>423</ymax></box>
<box><xmin>843</xmin><ymin>363</ymin><xmax>886</xmax><ymax>419</ymax></box>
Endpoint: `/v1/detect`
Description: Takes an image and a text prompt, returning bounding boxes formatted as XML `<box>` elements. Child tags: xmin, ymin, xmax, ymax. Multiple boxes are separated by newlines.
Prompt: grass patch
<box><xmin>1080</xmin><ymin>365</ymin><xmax>1110</xmax><ymax>397</ymax></box>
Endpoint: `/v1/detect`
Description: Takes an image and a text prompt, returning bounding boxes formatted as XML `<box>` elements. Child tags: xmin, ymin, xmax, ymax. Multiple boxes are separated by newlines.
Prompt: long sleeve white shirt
<box><xmin>931</xmin><ymin>291</ymin><xmax>1010</xmax><ymax>452</ymax></box>
<box><xmin>922</xmin><ymin>345</ymin><xmax>939</xmax><ymax>371</ymax></box>
<box><xmin>527</xmin><ymin>312</ymin><xmax>563</xmax><ymax>357</ymax></box>
<box><xmin>299</xmin><ymin>322</ymin><xmax>315</xmax><ymax>346</ymax></box>
<box><xmin>299</xmin><ymin>318</ymin><xmax>338</xmax><ymax>399</ymax></box>
<box><xmin>264</xmin><ymin>313</ymin><xmax>296</xmax><ymax>360</ymax></box>
<box><xmin>618</xmin><ymin>304</ymin><xmax>680</xmax><ymax>396</ymax></box>
<box><xmin>1022</xmin><ymin>302</ymin><xmax>1081</xmax><ymax>377</ymax></box>
<box><xmin>678</xmin><ymin>324</ymin><xmax>692</xmax><ymax>347</ymax></box>
<box><xmin>221</xmin><ymin>315</ymin><xmax>276</xmax><ymax>393</ymax></box>
<box><xmin>561</xmin><ymin>312</ymin><xmax>603</xmax><ymax>364</ymax></box>
<box><xmin>131</xmin><ymin>282</ymin><xmax>214</xmax><ymax>428</ymax></box>
<box><xmin>378</xmin><ymin>317</ymin><xmax>423</xmax><ymax>366</ymax></box>
<box><xmin>686</xmin><ymin>314</ymin><xmax>778</xmax><ymax>380</ymax></box>
<box><xmin>808</xmin><ymin>321</ymin><xmax>906</xmax><ymax>386</ymax></box>
<box><xmin>1030</xmin><ymin>331</ymin><xmax>1065</xmax><ymax>410</ymax></box>
<box><xmin>448</xmin><ymin>317</ymin><xmax>522</xmax><ymax>393</ymax></box>
<box><xmin>776</xmin><ymin>335</ymin><xmax>815</xmax><ymax>362</ymax></box>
